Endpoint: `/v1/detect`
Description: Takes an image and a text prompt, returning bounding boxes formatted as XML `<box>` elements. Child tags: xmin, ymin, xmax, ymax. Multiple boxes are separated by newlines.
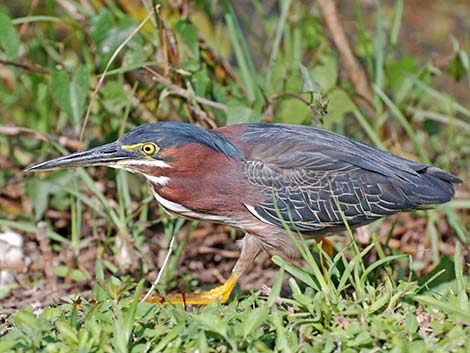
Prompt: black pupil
<box><xmin>145</xmin><ymin>145</ymin><xmax>152</xmax><ymax>153</ymax></box>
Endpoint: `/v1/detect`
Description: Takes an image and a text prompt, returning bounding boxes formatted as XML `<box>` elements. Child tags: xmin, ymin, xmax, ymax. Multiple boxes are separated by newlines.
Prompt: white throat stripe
<box><xmin>117</xmin><ymin>160</ymin><xmax>171</xmax><ymax>168</ymax></box>
<box><xmin>146</xmin><ymin>175</ymin><xmax>170</xmax><ymax>187</ymax></box>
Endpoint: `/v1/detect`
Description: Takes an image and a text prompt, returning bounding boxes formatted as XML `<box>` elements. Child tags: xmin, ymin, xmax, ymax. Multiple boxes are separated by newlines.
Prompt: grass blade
<box><xmin>407</xmin><ymin>74</ymin><xmax>470</xmax><ymax>117</ymax></box>
<box><xmin>374</xmin><ymin>85</ymin><xmax>431</xmax><ymax>164</ymax></box>
<box><xmin>222</xmin><ymin>0</ymin><xmax>258</xmax><ymax>103</ymax></box>
<box><xmin>390</xmin><ymin>0</ymin><xmax>404</xmax><ymax>47</ymax></box>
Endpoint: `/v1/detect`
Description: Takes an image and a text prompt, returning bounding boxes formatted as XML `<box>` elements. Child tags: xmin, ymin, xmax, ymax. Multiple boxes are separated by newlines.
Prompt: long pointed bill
<box><xmin>25</xmin><ymin>142</ymin><xmax>130</xmax><ymax>172</ymax></box>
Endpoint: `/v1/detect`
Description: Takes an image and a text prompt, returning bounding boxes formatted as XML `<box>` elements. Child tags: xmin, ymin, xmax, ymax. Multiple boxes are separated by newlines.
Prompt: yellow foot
<box><xmin>145</xmin><ymin>273</ymin><xmax>239</xmax><ymax>305</ymax></box>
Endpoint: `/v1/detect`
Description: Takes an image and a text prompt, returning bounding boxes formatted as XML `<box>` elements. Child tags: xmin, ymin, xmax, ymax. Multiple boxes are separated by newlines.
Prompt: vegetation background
<box><xmin>0</xmin><ymin>0</ymin><xmax>469</xmax><ymax>351</ymax></box>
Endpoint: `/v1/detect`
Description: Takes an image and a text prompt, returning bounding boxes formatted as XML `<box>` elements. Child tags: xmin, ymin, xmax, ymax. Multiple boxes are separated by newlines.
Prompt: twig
<box><xmin>143</xmin><ymin>67</ymin><xmax>228</xmax><ymax>112</ymax></box>
<box><xmin>0</xmin><ymin>126</ymin><xmax>48</xmax><ymax>142</ymax></box>
<box><xmin>140</xmin><ymin>231</ymin><xmax>177</xmax><ymax>302</ymax></box>
<box><xmin>155</xmin><ymin>4</ymin><xmax>172</xmax><ymax>77</ymax></box>
<box><xmin>0</xmin><ymin>59</ymin><xmax>50</xmax><ymax>75</ymax></box>
<box><xmin>316</xmin><ymin>0</ymin><xmax>374</xmax><ymax>113</ymax></box>
<box><xmin>0</xmin><ymin>125</ymin><xmax>84</xmax><ymax>151</ymax></box>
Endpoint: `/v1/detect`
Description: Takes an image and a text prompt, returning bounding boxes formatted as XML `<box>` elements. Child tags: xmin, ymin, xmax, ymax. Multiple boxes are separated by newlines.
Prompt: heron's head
<box><xmin>25</xmin><ymin>122</ymin><xmax>244</xmax><ymax>183</ymax></box>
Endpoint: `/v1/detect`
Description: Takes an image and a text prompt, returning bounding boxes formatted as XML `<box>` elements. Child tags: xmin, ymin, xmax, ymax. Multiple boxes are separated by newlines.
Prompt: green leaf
<box><xmin>13</xmin><ymin>309</ymin><xmax>39</xmax><ymax>331</ymax></box>
<box><xmin>71</xmin><ymin>66</ymin><xmax>89</xmax><ymax>126</ymax></box>
<box><xmin>26</xmin><ymin>175</ymin><xmax>73</xmax><ymax>220</ymax></box>
<box><xmin>192</xmin><ymin>70</ymin><xmax>211</xmax><ymax>97</ymax></box>
<box><xmin>50</xmin><ymin>66</ymin><xmax>89</xmax><ymax>132</ymax></box>
<box><xmin>176</xmin><ymin>20</ymin><xmax>199</xmax><ymax>59</ymax></box>
<box><xmin>299</xmin><ymin>63</ymin><xmax>321</xmax><ymax>94</ymax></box>
<box><xmin>277</xmin><ymin>98</ymin><xmax>310</xmax><ymax>125</ymax></box>
<box><xmin>122</xmin><ymin>43</ymin><xmax>152</xmax><ymax>68</ymax></box>
<box><xmin>272</xmin><ymin>255</ymin><xmax>318</xmax><ymax>289</ymax></box>
<box><xmin>271</xmin><ymin>308</ymin><xmax>296</xmax><ymax>353</ymax></box>
<box><xmin>311</xmin><ymin>56</ymin><xmax>338</xmax><ymax>91</ymax></box>
<box><xmin>226</xmin><ymin>101</ymin><xmax>260</xmax><ymax>124</ymax></box>
<box><xmin>0</xmin><ymin>13</ymin><xmax>20</xmax><ymax>60</ymax></box>
<box><xmin>411</xmin><ymin>294</ymin><xmax>470</xmax><ymax>321</ymax></box>
<box><xmin>0</xmin><ymin>339</ymin><xmax>17</xmax><ymax>352</ymax></box>
<box><xmin>267</xmin><ymin>265</ymin><xmax>285</xmax><ymax>307</ymax></box>
<box><xmin>197</xmin><ymin>331</ymin><xmax>209</xmax><ymax>352</ymax></box>
<box><xmin>43</xmin><ymin>307</ymin><xmax>62</xmax><ymax>321</ymax></box>
<box><xmin>101</xmin><ymin>81</ymin><xmax>130</xmax><ymax>114</ymax></box>
<box><xmin>90</xmin><ymin>10</ymin><xmax>113</xmax><ymax>45</ymax></box>
<box><xmin>405</xmin><ymin>312</ymin><xmax>419</xmax><ymax>333</ymax></box>
<box><xmin>388</xmin><ymin>56</ymin><xmax>417</xmax><ymax>103</ymax></box>
<box><xmin>27</xmin><ymin>179</ymin><xmax>52</xmax><ymax>221</ymax></box>
<box><xmin>152</xmin><ymin>324</ymin><xmax>184</xmax><ymax>352</ymax></box>
<box><xmin>448</xmin><ymin>51</ymin><xmax>468</xmax><ymax>81</ymax></box>
<box><xmin>50</xmin><ymin>70</ymin><xmax>71</xmax><ymax>119</ymax></box>
<box><xmin>194</xmin><ymin>309</ymin><xmax>228</xmax><ymax>339</ymax></box>
<box><xmin>70</xmin><ymin>269</ymin><xmax>88</xmax><ymax>282</ymax></box>
<box><xmin>325</xmin><ymin>88</ymin><xmax>355</xmax><ymax>125</ymax></box>
<box><xmin>56</xmin><ymin>320</ymin><xmax>79</xmax><ymax>345</ymax></box>
<box><xmin>348</xmin><ymin>331</ymin><xmax>373</xmax><ymax>347</ymax></box>
<box><xmin>241</xmin><ymin>306</ymin><xmax>269</xmax><ymax>339</ymax></box>
<box><xmin>54</xmin><ymin>265</ymin><xmax>87</xmax><ymax>282</ymax></box>
<box><xmin>90</xmin><ymin>10</ymin><xmax>136</xmax><ymax>67</ymax></box>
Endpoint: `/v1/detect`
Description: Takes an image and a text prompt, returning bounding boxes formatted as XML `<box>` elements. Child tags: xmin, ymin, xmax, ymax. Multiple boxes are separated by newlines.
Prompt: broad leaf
<box><xmin>50</xmin><ymin>66</ymin><xmax>89</xmax><ymax>132</ymax></box>
<box><xmin>0</xmin><ymin>13</ymin><xmax>19</xmax><ymax>60</ymax></box>
<box><xmin>176</xmin><ymin>20</ymin><xmax>199</xmax><ymax>59</ymax></box>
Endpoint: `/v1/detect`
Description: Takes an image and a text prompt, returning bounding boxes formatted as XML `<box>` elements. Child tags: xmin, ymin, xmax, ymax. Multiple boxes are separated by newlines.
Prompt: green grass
<box><xmin>0</xmin><ymin>1</ymin><xmax>469</xmax><ymax>352</ymax></box>
<box><xmin>1</xmin><ymin>241</ymin><xmax>469</xmax><ymax>352</ymax></box>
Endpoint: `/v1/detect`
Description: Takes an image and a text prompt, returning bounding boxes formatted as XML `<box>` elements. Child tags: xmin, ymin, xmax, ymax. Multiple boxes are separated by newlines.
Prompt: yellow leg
<box><xmin>145</xmin><ymin>234</ymin><xmax>263</xmax><ymax>305</ymax></box>
<box><xmin>145</xmin><ymin>273</ymin><xmax>239</xmax><ymax>305</ymax></box>
<box><xmin>316</xmin><ymin>237</ymin><xmax>333</xmax><ymax>258</ymax></box>
<box><xmin>315</xmin><ymin>237</ymin><xmax>334</xmax><ymax>270</ymax></box>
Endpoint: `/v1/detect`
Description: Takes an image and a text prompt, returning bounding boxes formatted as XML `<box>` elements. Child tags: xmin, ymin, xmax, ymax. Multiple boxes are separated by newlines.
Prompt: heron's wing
<box><xmin>243</xmin><ymin>157</ymin><xmax>406</xmax><ymax>234</ymax></box>
<box><xmin>239</xmin><ymin>124</ymin><xmax>460</xmax><ymax>234</ymax></box>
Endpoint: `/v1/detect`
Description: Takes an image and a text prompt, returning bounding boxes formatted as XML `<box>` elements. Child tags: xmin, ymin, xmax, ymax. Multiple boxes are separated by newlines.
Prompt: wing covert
<box><xmin>242</xmin><ymin>147</ymin><xmax>422</xmax><ymax>235</ymax></box>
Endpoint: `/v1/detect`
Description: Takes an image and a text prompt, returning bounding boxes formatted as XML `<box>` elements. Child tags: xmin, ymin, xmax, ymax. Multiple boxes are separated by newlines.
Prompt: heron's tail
<box><xmin>410</xmin><ymin>167</ymin><xmax>462</xmax><ymax>207</ymax></box>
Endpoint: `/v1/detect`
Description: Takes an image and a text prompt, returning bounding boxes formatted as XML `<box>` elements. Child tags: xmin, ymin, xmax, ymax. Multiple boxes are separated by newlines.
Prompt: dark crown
<box><xmin>120</xmin><ymin>122</ymin><xmax>245</xmax><ymax>160</ymax></box>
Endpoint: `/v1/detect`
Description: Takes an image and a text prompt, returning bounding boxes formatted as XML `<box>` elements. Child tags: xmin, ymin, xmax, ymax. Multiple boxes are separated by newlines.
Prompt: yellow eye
<box><xmin>141</xmin><ymin>143</ymin><xmax>158</xmax><ymax>155</ymax></box>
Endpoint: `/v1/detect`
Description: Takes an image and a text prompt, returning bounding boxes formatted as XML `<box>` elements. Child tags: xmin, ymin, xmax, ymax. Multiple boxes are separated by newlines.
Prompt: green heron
<box><xmin>26</xmin><ymin>122</ymin><xmax>462</xmax><ymax>304</ymax></box>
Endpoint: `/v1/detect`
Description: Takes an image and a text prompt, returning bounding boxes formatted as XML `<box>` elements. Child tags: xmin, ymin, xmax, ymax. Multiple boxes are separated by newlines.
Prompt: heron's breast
<box><xmin>148</xmin><ymin>142</ymin><xmax>259</xmax><ymax>217</ymax></box>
